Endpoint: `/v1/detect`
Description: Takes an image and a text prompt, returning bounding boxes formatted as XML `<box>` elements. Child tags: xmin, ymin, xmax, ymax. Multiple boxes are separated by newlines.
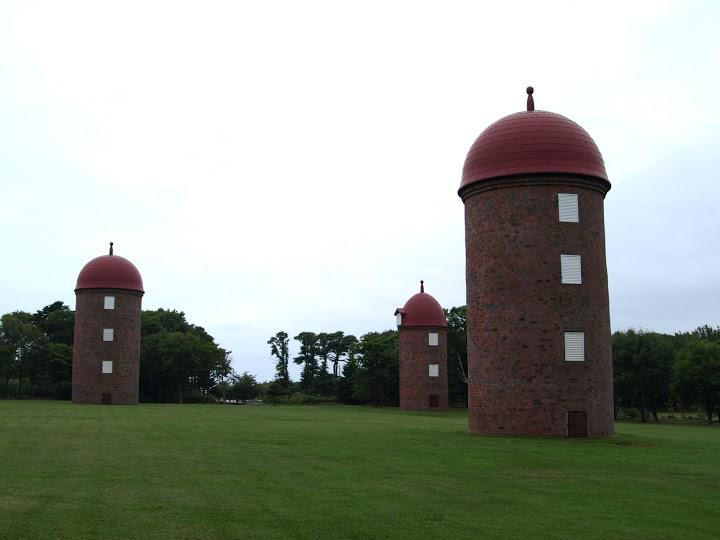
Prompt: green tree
<box><xmin>336</xmin><ymin>354</ymin><xmax>359</xmax><ymax>404</ymax></box>
<box><xmin>0</xmin><ymin>312</ymin><xmax>47</xmax><ymax>396</ymax></box>
<box><xmin>32</xmin><ymin>302</ymin><xmax>74</xmax><ymax>345</ymax></box>
<box><xmin>0</xmin><ymin>336</ymin><xmax>14</xmax><ymax>397</ymax></box>
<box><xmin>673</xmin><ymin>339</ymin><xmax>720</xmax><ymax>423</ymax></box>
<box><xmin>315</xmin><ymin>332</ymin><xmax>333</xmax><ymax>396</ymax></box>
<box><xmin>613</xmin><ymin>330</ymin><xmax>674</xmax><ymax>421</ymax></box>
<box><xmin>139</xmin><ymin>308</ymin><xmax>228</xmax><ymax>403</ymax></box>
<box><xmin>231</xmin><ymin>372</ymin><xmax>259</xmax><ymax>404</ymax></box>
<box><xmin>141</xmin><ymin>309</ymin><xmax>191</xmax><ymax>337</ymax></box>
<box><xmin>326</xmin><ymin>331</ymin><xmax>357</xmax><ymax>384</ymax></box>
<box><xmin>294</xmin><ymin>332</ymin><xmax>319</xmax><ymax>393</ymax></box>
<box><xmin>352</xmin><ymin>330</ymin><xmax>399</xmax><ymax>405</ymax></box>
<box><xmin>45</xmin><ymin>343</ymin><xmax>73</xmax><ymax>399</ymax></box>
<box><xmin>268</xmin><ymin>331</ymin><xmax>290</xmax><ymax>389</ymax></box>
<box><xmin>140</xmin><ymin>327</ymin><xmax>226</xmax><ymax>403</ymax></box>
<box><xmin>690</xmin><ymin>325</ymin><xmax>720</xmax><ymax>342</ymax></box>
<box><xmin>213</xmin><ymin>351</ymin><xmax>234</xmax><ymax>402</ymax></box>
<box><xmin>445</xmin><ymin>306</ymin><xmax>468</xmax><ymax>407</ymax></box>
<box><xmin>264</xmin><ymin>380</ymin><xmax>286</xmax><ymax>404</ymax></box>
<box><xmin>141</xmin><ymin>332</ymin><xmax>190</xmax><ymax>402</ymax></box>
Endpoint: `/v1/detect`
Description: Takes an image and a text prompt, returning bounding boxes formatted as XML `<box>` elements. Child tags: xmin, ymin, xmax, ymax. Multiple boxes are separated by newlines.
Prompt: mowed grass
<box><xmin>1</xmin><ymin>402</ymin><xmax>718</xmax><ymax>539</ymax></box>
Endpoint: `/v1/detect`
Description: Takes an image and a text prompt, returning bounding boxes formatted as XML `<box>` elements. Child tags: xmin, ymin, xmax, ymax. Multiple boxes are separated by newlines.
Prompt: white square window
<box><xmin>428</xmin><ymin>332</ymin><xmax>439</xmax><ymax>346</ymax></box>
<box><xmin>103</xmin><ymin>328</ymin><xmax>114</xmax><ymax>342</ymax></box>
<box><xmin>428</xmin><ymin>364</ymin><xmax>439</xmax><ymax>377</ymax></box>
<box><xmin>396</xmin><ymin>313</ymin><xmax>403</xmax><ymax>326</ymax></box>
<box><xmin>564</xmin><ymin>332</ymin><xmax>585</xmax><ymax>362</ymax></box>
<box><xmin>102</xmin><ymin>361</ymin><xmax>113</xmax><ymax>374</ymax></box>
<box><xmin>561</xmin><ymin>254</ymin><xmax>582</xmax><ymax>284</ymax></box>
<box><xmin>104</xmin><ymin>296</ymin><xmax>115</xmax><ymax>309</ymax></box>
<box><xmin>558</xmin><ymin>193</ymin><xmax>579</xmax><ymax>222</ymax></box>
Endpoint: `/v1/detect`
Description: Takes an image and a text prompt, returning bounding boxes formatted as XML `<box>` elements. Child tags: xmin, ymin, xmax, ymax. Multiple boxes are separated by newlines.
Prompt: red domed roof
<box><xmin>460</xmin><ymin>91</ymin><xmax>607</xmax><ymax>190</ymax></box>
<box><xmin>395</xmin><ymin>282</ymin><xmax>447</xmax><ymax>327</ymax></box>
<box><xmin>76</xmin><ymin>246</ymin><xmax>144</xmax><ymax>293</ymax></box>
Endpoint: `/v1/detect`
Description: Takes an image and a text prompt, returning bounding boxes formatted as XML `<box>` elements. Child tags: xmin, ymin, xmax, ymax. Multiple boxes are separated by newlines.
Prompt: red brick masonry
<box><xmin>399</xmin><ymin>326</ymin><xmax>448</xmax><ymax>410</ymax></box>
<box><xmin>72</xmin><ymin>289</ymin><xmax>142</xmax><ymax>404</ymax></box>
<box><xmin>460</xmin><ymin>175</ymin><xmax>614</xmax><ymax>436</ymax></box>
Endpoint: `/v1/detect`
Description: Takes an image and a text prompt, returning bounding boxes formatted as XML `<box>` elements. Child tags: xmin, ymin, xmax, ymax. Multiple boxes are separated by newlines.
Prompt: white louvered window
<box><xmin>428</xmin><ymin>364</ymin><xmax>439</xmax><ymax>377</ymax></box>
<box><xmin>558</xmin><ymin>193</ymin><xmax>579</xmax><ymax>222</ymax></box>
<box><xmin>396</xmin><ymin>313</ymin><xmax>403</xmax><ymax>326</ymax></box>
<box><xmin>564</xmin><ymin>332</ymin><xmax>585</xmax><ymax>362</ymax></box>
<box><xmin>561</xmin><ymin>254</ymin><xmax>582</xmax><ymax>284</ymax></box>
<box><xmin>104</xmin><ymin>296</ymin><xmax>115</xmax><ymax>309</ymax></box>
<box><xmin>428</xmin><ymin>332</ymin><xmax>439</xmax><ymax>346</ymax></box>
<box><xmin>102</xmin><ymin>361</ymin><xmax>113</xmax><ymax>374</ymax></box>
<box><xmin>103</xmin><ymin>328</ymin><xmax>114</xmax><ymax>342</ymax></box>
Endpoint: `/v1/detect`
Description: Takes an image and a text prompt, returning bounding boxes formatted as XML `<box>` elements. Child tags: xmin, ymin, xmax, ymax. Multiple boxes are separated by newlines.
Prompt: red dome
<box><xmin>76</xmin><ymin>254</ymin><xmax>144</xmax><ymax>293</ymax></box>
<box><xmin>395</xmin><ymin>286</ymin><xmax>447</xmax><ymax>327</ymax></box>
<box><xmin>460</xmin><ymin>110</ymin><xmax>608</xmax><ymax>190</ymax></box>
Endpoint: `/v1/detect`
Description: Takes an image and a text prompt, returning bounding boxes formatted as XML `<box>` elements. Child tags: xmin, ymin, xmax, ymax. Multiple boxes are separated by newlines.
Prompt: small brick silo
<box><xmin>72</xmin><ymin>243</ymin><xmax>144</xmax><ymax>405</ymax></box>
<box><xmin>458</xmin><ymin>88</ymin><xmax>614</xmax><ymax>437</ymax></box>
<box><xmin>395</xmin><ymin>281</ymin><xmax>448</xmax><ymax>410</ymax></box>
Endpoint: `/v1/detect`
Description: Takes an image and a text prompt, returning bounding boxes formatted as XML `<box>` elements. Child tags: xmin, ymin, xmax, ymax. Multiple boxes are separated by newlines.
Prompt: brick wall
<box><xmin>399</xmin><ymin>326</ymin><xmax>448</xmax><ymax>410</ymax></box>
<box><xmin>72</xmin><ymin>289</ymin><xmax>142</xmax><ymax>404</ymax></box>
<box><xmin>460</xmin><ymin>175</ymin><xmax>614</xmax><ymax>436</ymax></box>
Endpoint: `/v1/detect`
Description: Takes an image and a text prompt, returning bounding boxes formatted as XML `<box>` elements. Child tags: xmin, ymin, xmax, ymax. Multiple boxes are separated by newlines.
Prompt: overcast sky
<box><xmin>1</xmin><ymin>0</ymin><xmax>718</xmax><ymax>380</ymax></box>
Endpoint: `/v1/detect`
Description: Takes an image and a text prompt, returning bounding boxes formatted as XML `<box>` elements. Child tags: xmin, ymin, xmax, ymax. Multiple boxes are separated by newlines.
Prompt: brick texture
<box><xmin>460</xmin><ymin>175</ymin><xmax>614</xmax><ymax>437</ymax></box>
<box><xmin>399</xmin><ymin>326</ymin><xmax>448</xmax><ymax>410</ymax></box>
<box><xmin>72</xmin><ymin>289</ymin><xmax>143</xmax><ymax>404</ymax></box>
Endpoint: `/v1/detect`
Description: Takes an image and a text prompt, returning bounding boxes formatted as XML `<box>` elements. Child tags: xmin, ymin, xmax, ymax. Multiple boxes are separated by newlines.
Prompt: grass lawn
<box><xmin>1</xmin><ymin>401</ymin><xmax>718</xmax><ymax>539</ymax></box>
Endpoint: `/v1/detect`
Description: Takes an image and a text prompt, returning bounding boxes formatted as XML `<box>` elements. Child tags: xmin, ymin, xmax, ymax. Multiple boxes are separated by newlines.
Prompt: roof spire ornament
<box><xmin>420</xmin><ymin>280</ymin><xmax>424</xmax><ymax>293</ymax></box>
<box><xmin>109</xmin><ymin>242</ymin><xmax>114</xmax><ymax>256</ymax></box>
<box><xmin>526</xmin><ymin>86</ymin><xmax>534</xmax><ymax>111</ymax></box>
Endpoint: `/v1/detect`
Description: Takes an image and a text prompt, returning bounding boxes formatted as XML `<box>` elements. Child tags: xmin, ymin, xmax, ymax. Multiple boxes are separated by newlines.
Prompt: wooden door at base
<box><xmin>567</xmin><ymin>411</ymin><xmax>587</xmax><ymax>437</ymax></box>
<box><xmin>428</xmin><ymin>395</ymin><xmax>439</xmax><ymax>408</ymax></box>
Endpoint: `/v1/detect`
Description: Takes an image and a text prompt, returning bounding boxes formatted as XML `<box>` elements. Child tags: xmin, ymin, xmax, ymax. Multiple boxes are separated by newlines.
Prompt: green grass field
<box><xmin>1</xmin><ymin>401</ymin><xmax>718</xmax><ymax>539</ymax></box>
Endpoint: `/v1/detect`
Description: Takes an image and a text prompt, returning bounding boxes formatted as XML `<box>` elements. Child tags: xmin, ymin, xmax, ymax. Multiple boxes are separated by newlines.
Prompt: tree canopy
<box><xmin>0</xmin><ymin>302</ymin><xmax>231</xmax><ymax>403</ymax></box>
<box><xmin>613</xmin><ymin>326</ymin><xmax>720</xmax><ymax>423</ymax></box>
<box><xmin>5</xmin><ymin>296</ymin><xmax>719</xmax><ymax>421</ymax></box>
<box><xmin>613</xmin><ymin>330</ymin><xmax>674</xmax><ymax>421</ymax></box>
<box><xmin>139</xmin><ymin>309</ymin><xmax>228</xmax><ymax>403</ymax></box>
<box><xmin>445</xmin><ymin>306</ymin><xmax>468</xmax><ymax>407</ymax></box>
<box><xmin>672</xmin><ymin>339</ymin><xmax>720</xmax><ymax>423</ymax></box>
<box><xmin>267</xmin><ymin>331</ymin><xmax>290</xmax><ymax>390</ymax></box>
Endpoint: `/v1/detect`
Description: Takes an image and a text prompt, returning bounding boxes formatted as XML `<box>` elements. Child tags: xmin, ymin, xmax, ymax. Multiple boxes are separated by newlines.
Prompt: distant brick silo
<box><xmin>458</xmin><ymin>88</ymin><xmax>614</xmax><ymax>437</ymax></box>
<box><xmin>72</xmin><ymin>243</ymin><xmax>144</xmax><ymax>405</ymax></box>
<box><xmin>395</xmin><ymin>281</ymin><xmax>448</xmax><ymax>410</ymax></box>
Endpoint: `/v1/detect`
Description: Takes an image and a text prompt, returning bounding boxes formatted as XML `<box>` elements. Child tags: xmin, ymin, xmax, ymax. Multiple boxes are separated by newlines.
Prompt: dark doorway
<box><xmin>567</xmin><ymin>411</ymin><xmax>587</xmax><ymax>437</ymax></box>
<box><xmin>428</xmin><ymin>395</ymin><xmax>439</xmax><ymax>408</ymax></box>
<box><xmin>101</xmin><ymin>393</ymin><xmax>112</xmax><ymax>405</ymax></box>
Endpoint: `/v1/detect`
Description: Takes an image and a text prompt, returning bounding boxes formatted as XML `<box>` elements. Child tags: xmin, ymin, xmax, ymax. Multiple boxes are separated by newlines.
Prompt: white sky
<box><xmin>1</xmin><ymin>0</ymin><xmax>718</xmax><ymax>381</ymax></box>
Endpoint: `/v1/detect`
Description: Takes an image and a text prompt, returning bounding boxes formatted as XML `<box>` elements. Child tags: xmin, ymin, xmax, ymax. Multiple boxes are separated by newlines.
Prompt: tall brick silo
<box><xmin>395</xmin><ymin>281</ymin><xmax>448</xmax><ymax>410</ymax></box>
<box><xmin>72</xmin><ymin>243</ymin><xmax>144</xmax><ymax>405</ymax></box>
<box><xmin>458</xmin><ymin>88</ymin><xmax>613</xmax><ymax>437</ymax></box>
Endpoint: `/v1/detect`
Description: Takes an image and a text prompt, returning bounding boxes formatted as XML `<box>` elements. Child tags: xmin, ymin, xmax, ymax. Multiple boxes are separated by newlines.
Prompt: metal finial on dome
<box><xmin>109</xmin><ymin>242</ymin><xmax>114</xmax><ymax>256</ymax></box>
<box><xmin>420</xmin><ymin>280</ymin><xmax>424</xmax><ymax>293</ymax></box>
<box><xmin>526</xmin><ymin>86</ymin><xmax>534</xmax><ymax>111</ymax></box>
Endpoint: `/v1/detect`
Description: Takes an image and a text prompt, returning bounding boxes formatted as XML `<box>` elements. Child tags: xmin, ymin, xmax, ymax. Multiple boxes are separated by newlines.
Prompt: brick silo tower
<box><xmin>395</xmin><ymin>281</ymin><xmax>449</xmax><ymax>410</ymax></box>
<box><xmin>72</xmin><ymin>243</ymin><xmax>144</xmax><ymax>404</ymax></box>
<box><xmin>458</xmin><ymin>88</ymin><xmax>613</xmax><ymax>437</ymax></box>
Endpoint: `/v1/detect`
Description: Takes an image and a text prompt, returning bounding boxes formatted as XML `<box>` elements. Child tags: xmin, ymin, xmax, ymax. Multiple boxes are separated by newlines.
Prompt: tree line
<box><xmin>264</xmin><ymin>329</ymin><xmax>398</xmax><ymax>405</ymax></box>
<box><xmin>3</xmin><ymin>300</ymin><xmax>718</xmax><ymax>422</ymax></box>
<box><xmin>613</xmin><ymin>326</ymin><xmax>720</xmax><ymax>423</ymax></box>
<box><xmin>264</xmin><ymin>315</ymin><xmax>720</xmax><ymax>423</ymax></box>
<box><xmin>0</xmin><ymin>302</ymin><xmax>74</xmax><ymax>399</ymax></box>
<box><xmin>263</xmin><ymin>306</ymin><xmax>469</xmax><ymax>406</ymax></box>
<box><xmin>0</xmin><ymin>301</ymin><xmax>256</xmax><ymax>403</ymax></box>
